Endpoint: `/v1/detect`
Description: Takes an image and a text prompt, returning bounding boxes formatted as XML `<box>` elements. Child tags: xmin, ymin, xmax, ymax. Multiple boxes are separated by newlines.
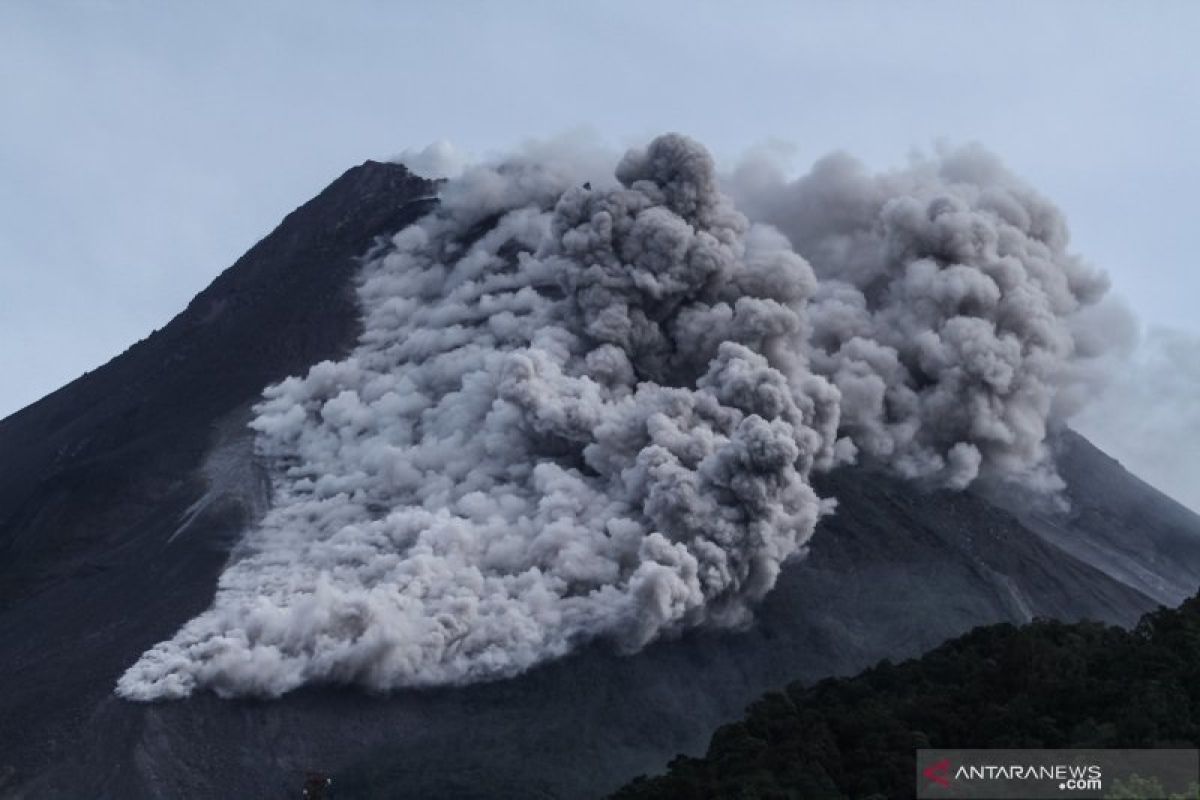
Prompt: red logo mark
<box><xmin>924</xmin><ymin>758</ymin><xmax>952</xmax><ymax>788</ymax></box>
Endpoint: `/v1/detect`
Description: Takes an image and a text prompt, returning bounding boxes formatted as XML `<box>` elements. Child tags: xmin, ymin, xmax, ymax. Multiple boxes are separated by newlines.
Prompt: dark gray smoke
<box><xmin>117</xmin><ymin>134</ymin><xmax>1120</xmax><ymax>700</ymax></box>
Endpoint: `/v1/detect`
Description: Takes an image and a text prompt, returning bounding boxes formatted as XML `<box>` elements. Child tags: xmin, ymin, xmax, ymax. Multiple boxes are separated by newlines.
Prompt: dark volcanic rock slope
<box><xmin>0</xmin><ymin>161</ymin><xmax>436</xmax><ymax>797</ymax></box>
<box><xmin>0</xmin><ymin>162</ymin><xmax>1197</xmax><ymax>799</ymax></box>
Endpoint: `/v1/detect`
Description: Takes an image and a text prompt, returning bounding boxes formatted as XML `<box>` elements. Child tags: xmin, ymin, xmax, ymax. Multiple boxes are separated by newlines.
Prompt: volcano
<box><xmin>1</xmin><ymin>158</ymin><xmax>1198</xmax><ymax>799</ymax></box>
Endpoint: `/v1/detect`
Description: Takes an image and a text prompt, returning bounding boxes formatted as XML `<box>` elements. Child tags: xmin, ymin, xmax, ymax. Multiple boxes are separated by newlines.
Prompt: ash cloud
<box><xmin>732</xmin><ymin>145</ymin><xmax>1120</xmax><ymax>490</ymax></box>
<box><xmin>117</xmin><ymin>135</ymin><xmax>840</xmax><ymax>700</ymax></box>
<box><xmin>118</xmin><ymin>134</ymin><xmax>1122</xmax><ymax>700</ymax></box>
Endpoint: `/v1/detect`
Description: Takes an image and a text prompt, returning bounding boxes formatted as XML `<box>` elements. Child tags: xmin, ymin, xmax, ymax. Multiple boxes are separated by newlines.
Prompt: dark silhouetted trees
<box><xmin>614</xmin><ymin>594</ymin><xmax>1200</xmax><ymax>799</ymax></box>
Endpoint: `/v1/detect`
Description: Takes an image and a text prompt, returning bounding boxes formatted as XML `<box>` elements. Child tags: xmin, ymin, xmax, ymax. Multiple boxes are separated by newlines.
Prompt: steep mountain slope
<box><xmin>0</xmin><ymin>162</ymin><xmax>1197</xmax><ymax>799</ymax></box>
<box><xmin>0</xmin><ymin>161</ymin><xmax>437</xmax><ymax>796</ymax></box>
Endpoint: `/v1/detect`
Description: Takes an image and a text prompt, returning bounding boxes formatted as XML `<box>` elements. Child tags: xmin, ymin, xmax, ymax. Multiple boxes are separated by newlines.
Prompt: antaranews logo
<box><xmin>916</xmin><ymin>749</ymin><xmax>1197</xmax><ymax>799</ymax></box>
<box><xmin>945</xmin><ymin>762</ymin><xmax>1101</xmax><ymax>791</ymax></box>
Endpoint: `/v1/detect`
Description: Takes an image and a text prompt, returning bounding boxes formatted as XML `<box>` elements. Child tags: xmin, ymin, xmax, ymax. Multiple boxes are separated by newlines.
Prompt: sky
<box><xmin>1</xmin><ymin>1</ymin><xmax>1197</xmax><ymax>507</ymax></box>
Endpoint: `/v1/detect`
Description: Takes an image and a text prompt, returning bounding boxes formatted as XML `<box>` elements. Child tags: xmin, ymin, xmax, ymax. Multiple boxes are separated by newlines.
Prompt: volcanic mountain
<box><xmin>1</xmin><ymin>158</ymin><xmax>1197</xmax><ymax>799</ymax></box>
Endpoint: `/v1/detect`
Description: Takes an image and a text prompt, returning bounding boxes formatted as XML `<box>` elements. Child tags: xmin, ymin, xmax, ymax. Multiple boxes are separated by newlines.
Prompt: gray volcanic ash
<box><xmin>118</xmin><ymin>134</ymin><xmax>1121</xmax><ymax>700</ymax></box>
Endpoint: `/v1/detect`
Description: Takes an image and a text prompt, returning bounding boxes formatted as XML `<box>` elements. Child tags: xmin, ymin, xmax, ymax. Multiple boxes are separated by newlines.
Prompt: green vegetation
<box><xmin>614</xmin><ymin>594</ymin><xmax>1200</xmax><ymax>799</ymax></box>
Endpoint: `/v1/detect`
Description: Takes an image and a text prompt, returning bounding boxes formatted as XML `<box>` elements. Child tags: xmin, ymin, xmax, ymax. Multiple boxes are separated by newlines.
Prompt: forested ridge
<box><xmin>614</xmin><ymin>593</ymin><xmax>1200</xmax><ymax>799</ymax></box>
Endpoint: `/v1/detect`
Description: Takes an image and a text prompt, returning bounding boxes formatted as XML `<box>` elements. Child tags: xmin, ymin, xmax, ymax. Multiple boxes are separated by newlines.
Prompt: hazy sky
<box><xmin>2</xmin><ymin>2</ymin><xmax>1197</xmax><ymax>506</ymax></box>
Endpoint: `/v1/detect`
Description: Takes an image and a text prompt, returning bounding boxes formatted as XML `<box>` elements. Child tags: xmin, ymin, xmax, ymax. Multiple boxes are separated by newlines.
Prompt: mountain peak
<box><xmin>0</xmin><ymin>161</ymin><xmax>437</xmax><ymax>602</ymax></box>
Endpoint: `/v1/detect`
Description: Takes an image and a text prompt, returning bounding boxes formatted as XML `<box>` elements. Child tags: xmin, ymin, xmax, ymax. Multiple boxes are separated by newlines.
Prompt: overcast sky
<box><xmin>2</xmin><ymin>1</ymin><xmax>1197</xmax><ymax>507</ymax></box>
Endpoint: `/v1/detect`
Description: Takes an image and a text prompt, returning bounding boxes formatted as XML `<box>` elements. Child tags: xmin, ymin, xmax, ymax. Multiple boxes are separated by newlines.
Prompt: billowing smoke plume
<box><xmin>117</xmin><ymin>134</ymin><xmax>1118</xmax><ymax>700</ymax></box>
<box><xmin>117</xmin><ymin>135</ymin><xmax>841</xmax><ymax>700</ymax></box>
<box><xmin>733</xmin><ymin>145</ymin><xmax>1113</xmax><ymax>490</ymax></box>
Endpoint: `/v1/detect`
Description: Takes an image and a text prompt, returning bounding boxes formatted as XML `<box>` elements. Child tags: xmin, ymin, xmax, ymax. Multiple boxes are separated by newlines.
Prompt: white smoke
<box><xmin>392</xmin><ymin>139</ymin><xmax>473</xmax><ymax>180</ymax></box>
<box><xmin>117</xmin><ymin>134</ymin><xmax>1122</xmax><ymax>700</ymax></box>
